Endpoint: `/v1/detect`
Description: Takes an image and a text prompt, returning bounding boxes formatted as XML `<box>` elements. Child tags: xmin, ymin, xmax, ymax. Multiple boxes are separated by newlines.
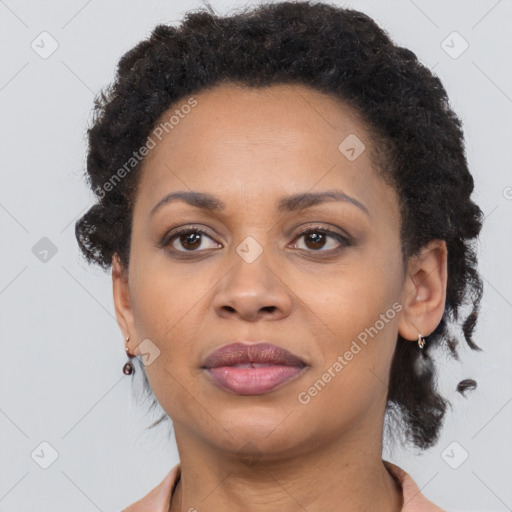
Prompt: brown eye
<box><xmin>178</xmin><ymin>232</ymin><xmax>202</xmax><ymax>251</ymax></box>
<box><xmin>304</xmin><ymin>232</ymin><xmax>327</xmax><ymax>250</ymax></box>
<box><xmin>292</xmin><ymin>227</ymin><xmax>350</xmax><ymax>253</ymax></box>
<box><xmin>163</xmin><ymin>227</ymin><xmax>221</xmax><ymax>253</ymax></box>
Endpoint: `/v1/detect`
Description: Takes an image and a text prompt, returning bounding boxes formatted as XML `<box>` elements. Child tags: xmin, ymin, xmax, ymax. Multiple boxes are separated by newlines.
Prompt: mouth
<box><xmin>201</xmin><ymin>342</ymin><xmax>308</xmax><ymax>395</ymax></box>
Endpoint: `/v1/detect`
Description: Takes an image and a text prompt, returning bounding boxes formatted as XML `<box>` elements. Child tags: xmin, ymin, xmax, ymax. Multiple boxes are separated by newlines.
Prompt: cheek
<box><xmin>296</xmin><ymin>261</ymin><xmax>402</xmax><ymax>392</ymax></box>
<box><xmin>295</xmin><ymin>294</ymin><xmax>400</xmax><ymax>431</ymax></box>
<box><xmin>130</xmin><ymin>273</ymin><xmax>202</xmax><ymax>421</ymax></box>
<box><xmin>294</xmin><ymin>255</ymin><xmax>401</xmax><ymax>338</ymax></box>
<box><xmin>127</xmin><ymin>276</ymin><xmax>196</xmax><ymax>398</ymax></box>
<box><xmin>129</xmin><ymin>255</ymin><xmax>207</xmax><ymax>337</ymax></box>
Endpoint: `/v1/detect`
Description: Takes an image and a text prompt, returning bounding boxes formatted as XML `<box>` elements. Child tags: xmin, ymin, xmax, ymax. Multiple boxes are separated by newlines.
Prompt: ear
<box><xmin>397</xmin><ymin>239</ymin><xmax>448</xmax><ymax>342</ymax></box>
<box><xmin>112</xmin><ymin>253</ymin><xmax>137</xmax><ymax>343</ymax></box>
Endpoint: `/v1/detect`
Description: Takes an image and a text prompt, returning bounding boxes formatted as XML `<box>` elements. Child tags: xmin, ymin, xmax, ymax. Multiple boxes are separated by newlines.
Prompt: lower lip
<box><xmin>205</xmin><ymin>365</ymin><xmax>306</xmax><ymax>395</ymax></box>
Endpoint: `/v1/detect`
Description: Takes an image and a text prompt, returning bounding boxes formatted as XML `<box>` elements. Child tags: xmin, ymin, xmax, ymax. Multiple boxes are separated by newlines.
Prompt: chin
<box><xmin>200</xmin><ymin>406</ymin><xmax>309</xmax><ymax>456</ymax></box>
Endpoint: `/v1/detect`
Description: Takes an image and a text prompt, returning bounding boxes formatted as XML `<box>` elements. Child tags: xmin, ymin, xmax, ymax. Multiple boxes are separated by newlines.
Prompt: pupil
<box><xmin>306</xmin><ymin>232</ymin><xmax>325</xmax><ymax>250</ymax></box>
<box><xmin>182</xmin><ymin>232</ymin><xmax>201</xmax><ymax>250</ymax></box>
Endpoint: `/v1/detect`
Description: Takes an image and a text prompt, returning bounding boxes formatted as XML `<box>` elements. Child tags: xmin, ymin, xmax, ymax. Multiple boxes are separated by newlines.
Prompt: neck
<box><xmin>169</xmin><ymin>427</ymin><xmax>402</xmax><ymax>512</ymax></box>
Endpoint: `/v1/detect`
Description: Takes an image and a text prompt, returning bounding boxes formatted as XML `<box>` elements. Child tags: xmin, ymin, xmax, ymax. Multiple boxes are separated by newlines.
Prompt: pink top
<box><xmin>122</xmin><ymin>460</ymin><xmax>446</xmax><ymax>511</ymax></box>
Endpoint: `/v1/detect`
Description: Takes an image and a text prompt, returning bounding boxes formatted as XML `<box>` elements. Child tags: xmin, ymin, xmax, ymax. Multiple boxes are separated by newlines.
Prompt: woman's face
<box><xmin>114</xmin><ymin>83</ymin><xmax>426</xmax><ymax>459</ymax></box>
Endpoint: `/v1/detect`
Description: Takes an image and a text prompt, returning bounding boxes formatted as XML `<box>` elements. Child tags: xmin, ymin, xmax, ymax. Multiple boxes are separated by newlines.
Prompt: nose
<box><xmin>212</xmin><ymin>249</ymin><xmax>293</xmax><ymax>322</ymax></box>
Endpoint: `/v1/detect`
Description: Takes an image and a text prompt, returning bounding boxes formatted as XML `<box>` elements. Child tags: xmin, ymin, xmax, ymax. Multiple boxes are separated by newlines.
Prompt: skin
<box><xmin>112</xmin><ymin>83</ymin><xmax>447</xmax><ymax>512</ymax></box>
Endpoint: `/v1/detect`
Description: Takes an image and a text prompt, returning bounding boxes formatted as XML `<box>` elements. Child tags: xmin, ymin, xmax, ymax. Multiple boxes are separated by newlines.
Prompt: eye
<box><xmin>291</xmin><ymin>226</ymin><xmax>351</xmax><ymax>253</ymax></box>
<box><xmin>162</xmin><ymin>226</ymin><xmax>221</xmax><ymax>253</ymax></box>
<box><xmin>160</xmin><ymin>224</ymin><xmax>351</xmax><ymax>256</ymax></box>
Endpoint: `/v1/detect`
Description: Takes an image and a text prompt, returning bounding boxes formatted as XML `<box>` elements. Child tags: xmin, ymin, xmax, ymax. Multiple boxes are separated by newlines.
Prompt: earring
<box><xmin>417</xmin><ymin>333</ymin><xmax>426</xmax><ymax>349</ymax></box>
<box><xmin>123</xmin><ymin>335</ymin><xmax>135</xmax><ymax>375</ymax></box>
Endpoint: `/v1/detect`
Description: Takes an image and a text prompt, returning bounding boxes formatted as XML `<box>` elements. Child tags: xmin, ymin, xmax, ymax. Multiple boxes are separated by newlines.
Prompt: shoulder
<box><xmin>122</xmin><ymin>464</ymin><xmax>180</xmax><ymax>512</ymax></box>
<box><xmin>384</xmin><ymin>460</ymin><xmax>446</xmax><ymax>512</ymax></box>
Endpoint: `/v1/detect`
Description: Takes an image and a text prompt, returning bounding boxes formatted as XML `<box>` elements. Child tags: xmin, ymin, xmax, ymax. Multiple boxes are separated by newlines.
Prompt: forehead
<box><xmin>133</xmin><ymin>83</ymin><xmax>398</xmax><ymax>221</ymax></box>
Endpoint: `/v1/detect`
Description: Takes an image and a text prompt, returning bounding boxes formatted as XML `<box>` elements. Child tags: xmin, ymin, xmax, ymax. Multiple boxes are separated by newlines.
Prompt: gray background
<box><xmin>1</xmin><ymin>0</ymin><xmax>511</xmax><ymax>510</ymax></box>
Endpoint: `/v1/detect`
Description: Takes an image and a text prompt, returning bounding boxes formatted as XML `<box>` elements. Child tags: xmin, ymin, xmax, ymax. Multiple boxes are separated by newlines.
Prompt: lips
<box><xmin>202</xmin><ymin>342</ymin><xmax>307</xmax><ymax>395</ymax></box>
<box><xmin>202</xmin><ymin>342</ymin><xmax>306</xmax><ymax>369</ymax></box>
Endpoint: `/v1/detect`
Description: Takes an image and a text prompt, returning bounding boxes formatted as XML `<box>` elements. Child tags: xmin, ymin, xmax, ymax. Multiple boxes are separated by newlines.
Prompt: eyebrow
<box><xmin>149</xmin><ymin>189</ymin><xmax>369</xmax><ymax>217</ymax></box>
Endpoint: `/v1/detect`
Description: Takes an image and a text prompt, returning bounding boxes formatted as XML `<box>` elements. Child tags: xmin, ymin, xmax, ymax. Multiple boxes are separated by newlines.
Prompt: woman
<box><xmin>75</xmin><ymin>1</ymin><xmax>483</xmax><ymax>510</ymax></box>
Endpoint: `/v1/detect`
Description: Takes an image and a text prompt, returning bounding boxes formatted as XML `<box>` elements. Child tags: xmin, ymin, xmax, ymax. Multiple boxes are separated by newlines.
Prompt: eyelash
<box><xmin>160</xmin><ymin>224</ymin><xmax>352</xmax><ymax>256</ymax></box>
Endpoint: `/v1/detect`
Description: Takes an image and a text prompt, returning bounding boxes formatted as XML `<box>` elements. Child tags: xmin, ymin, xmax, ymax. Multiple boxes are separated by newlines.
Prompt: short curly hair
<box><xmin>75</xmin><ymin>0</ymin><xmax>484</xmax><ymax>450</ymax></box>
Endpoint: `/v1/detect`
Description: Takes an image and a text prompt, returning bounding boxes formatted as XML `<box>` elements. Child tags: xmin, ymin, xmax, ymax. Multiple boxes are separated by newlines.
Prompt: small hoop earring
<box><xmin>123</xmin><ymin>335</ymin><xmax>135</xmax><ymax>375</ymax></box>
<box><xmin>417</xmin><ymin>333</ymin><xmax>426</xmax><ymax>349</ymax></box>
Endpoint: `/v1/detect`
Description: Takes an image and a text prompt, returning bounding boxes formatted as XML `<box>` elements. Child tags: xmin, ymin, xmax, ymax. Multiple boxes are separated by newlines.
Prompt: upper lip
<box><xmin>202</xmin><ymin>342</ymin><xmax>307</xmax><ymax>369</ymax></box>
